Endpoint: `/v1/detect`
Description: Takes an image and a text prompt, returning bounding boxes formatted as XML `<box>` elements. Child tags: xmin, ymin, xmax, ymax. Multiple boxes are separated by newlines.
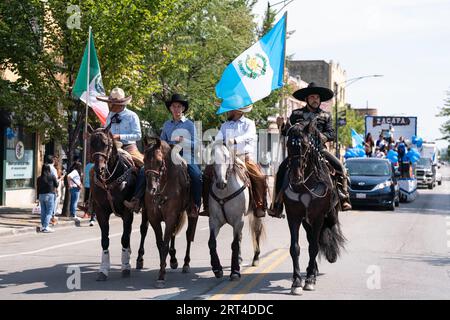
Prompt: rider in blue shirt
<box><xmin>125</xmin><ymin>94</ymin><xmax>202</xmax><ymax>218</ymax></box>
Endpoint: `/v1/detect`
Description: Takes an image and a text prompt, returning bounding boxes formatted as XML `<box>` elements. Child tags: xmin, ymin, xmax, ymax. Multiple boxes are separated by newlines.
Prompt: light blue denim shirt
<box><xmin>160</xmin><ymin>116</ymin><xmax>197</xmax><ymax>163</ymax></box>
<box><xmin>105</xmin><ymin>108</ymin><xmax>142</xmax><ymax>145</ymax></box>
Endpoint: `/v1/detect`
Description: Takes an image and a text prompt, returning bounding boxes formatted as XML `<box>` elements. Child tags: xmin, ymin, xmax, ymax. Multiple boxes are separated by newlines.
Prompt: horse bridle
<box><xmin>144</xmin><ymin>145</ymin><xmax>168</xmax><ymax>198</ymax></box>
<box><xmin>91</xmin><ymin>131</ymin><xmax>116</xmax><ymax>180</ymax></box>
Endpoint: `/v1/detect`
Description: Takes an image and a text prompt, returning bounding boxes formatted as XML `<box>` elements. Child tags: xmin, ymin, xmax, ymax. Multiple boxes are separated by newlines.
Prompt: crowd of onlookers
<box><xmin>36</xmin><ymin>155</ymin><xmax>95</xmax><ymax>233</ymax></box>
<box><xmin>363</xmin><ymin>132</ymin><xmax>407</xmax><ymax>159</ymax></box>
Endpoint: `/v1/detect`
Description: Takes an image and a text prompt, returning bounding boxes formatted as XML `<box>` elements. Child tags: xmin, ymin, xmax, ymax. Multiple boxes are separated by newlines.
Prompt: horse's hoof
<box><xmin>96</xmin><ymin>272</ymin><xmax>108</xmax><ymax>281</ymax></box>
<box><xmin>291</xmin><ymin>286</ymin><xmax>303</xmax><ymax>295</ymax></box>
<box><xmin>170</xmin><ymin>261</ymin><xmax>178</xmax><ymax>270</ymax></box>
<box><xmin>155</xmin><ymin>280</ymin><xmax>165</xmax><ymax>288</ymax></box>
<box><xmin>213</xmin><ymin>270</ymin><xmax>223</xmax><ymax>279</ymax></box>
<box><xmin>230</xmin><ymin>272</ymin><xmax>241</xmax><ymax>281</ymax></box>
<box><xmin>136</xmin><ymin>260</ymin><xmax>144</xmax><ymax>270</ymax></box>
<box><xmin>182</xmin><ymin>265</ymin><xmax>190</xmax><ymax>273</ymax></box>
<box><xmin>303</xmin><ymin>283</ymin><xmax>315</xmax><ymax>291</ymax></box>
<box><xmin>122</xmin><ymin>269</ymin><xmax>131</xmax><ymax>277</ymax></box>
<box><xmin>252</xmin><ymin>259</ymin><xmax>259</xmax><ymax>267</ymax></box>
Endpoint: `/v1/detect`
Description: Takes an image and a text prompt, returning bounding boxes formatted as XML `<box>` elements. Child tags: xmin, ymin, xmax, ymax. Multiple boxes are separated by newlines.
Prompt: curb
<box><xmin>0</xmin><ymin>218</ymin><xmax>94</xmax><ymax>238</ymax></box>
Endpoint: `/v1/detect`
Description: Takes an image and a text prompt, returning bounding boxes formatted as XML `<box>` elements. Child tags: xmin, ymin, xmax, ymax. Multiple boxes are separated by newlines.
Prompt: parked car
<box><xmin>345</xmin><ymin>158</ymin><xmax>400</xmax><ymax>210</ymax></box>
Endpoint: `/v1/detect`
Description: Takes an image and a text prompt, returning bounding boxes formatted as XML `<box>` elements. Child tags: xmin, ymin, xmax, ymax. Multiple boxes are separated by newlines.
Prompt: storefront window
<box><xmin>5</xmin><ymin>127</ymin><xmax>35</xmax><ymax>189</ymax></box>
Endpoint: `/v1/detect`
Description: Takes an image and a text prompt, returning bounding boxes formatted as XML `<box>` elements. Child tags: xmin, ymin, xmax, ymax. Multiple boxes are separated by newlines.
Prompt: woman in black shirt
<box><xmin>37</xmin><ymin>164</ymin><xmax>58</xmax><ymax>233</ymax></box>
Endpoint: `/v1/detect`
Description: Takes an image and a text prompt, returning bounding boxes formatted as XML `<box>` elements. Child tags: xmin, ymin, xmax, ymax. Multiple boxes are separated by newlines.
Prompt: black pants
<box><xmin>274</xmin><ymin>150</ymin><xmax>345</xmax><ymax>199</ymax></box>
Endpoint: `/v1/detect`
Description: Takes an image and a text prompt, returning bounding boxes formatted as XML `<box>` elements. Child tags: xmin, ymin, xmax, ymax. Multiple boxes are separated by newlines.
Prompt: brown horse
<box><xmin>283</xmin><ymin>120</ymin><xmax>346</xmax><ymax>295</ymax></box>
<box><xmin>89</xmin><ymin>126</ymin><xmax>137</xmax><ymax>281</ymax></box>
<box><xmin>137</xmin><ymin>137</ymin><xmax>198</xmax><ymax>288</ymax></box>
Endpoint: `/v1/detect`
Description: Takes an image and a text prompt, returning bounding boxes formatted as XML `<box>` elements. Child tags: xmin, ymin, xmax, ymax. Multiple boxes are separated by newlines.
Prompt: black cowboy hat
<box><xmin>293</xmin><ymin>82</ymin><xmax>334</xmax><ymax>102</ymax></box>
<box><xmin>165</xmin><ymin>93</ymin><xmax>189</xmax><ymax>112</ymax></box>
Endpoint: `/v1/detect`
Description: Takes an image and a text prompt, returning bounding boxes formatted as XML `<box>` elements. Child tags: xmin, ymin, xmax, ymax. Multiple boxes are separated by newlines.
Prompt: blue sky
<box><xmin>252</xmin><ymin>0</ymin><xmax>450</xmax><ymax>150</ymax></box>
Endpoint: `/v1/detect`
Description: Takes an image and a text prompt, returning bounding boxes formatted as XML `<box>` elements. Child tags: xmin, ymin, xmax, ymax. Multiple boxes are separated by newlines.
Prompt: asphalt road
<box><xmin>0</xmin><ymin>167</ymin><xmax>449</xmax><ymax>300</ymax></box>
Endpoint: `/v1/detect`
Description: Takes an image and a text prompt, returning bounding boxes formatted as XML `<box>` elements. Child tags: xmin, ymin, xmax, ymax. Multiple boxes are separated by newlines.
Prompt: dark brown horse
<box><xmin>89</xmin><ymin>126</ymin><xmax>137</xmax><ymax>281</ymax></box>
<box><xmin>137</xmin><ymin>137</ymin><xmax>198</xmax><ymax>288</ymax></box>
<box><xmin>283</xmin><ymin>120</ymin><xmax>346</xmax><ymax>295</ymax></box>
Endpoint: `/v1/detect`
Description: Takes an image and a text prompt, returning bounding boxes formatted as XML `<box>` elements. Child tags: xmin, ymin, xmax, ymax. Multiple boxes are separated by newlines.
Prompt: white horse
<box><xmin>208</xmin><ymin>142</ymin><xmax>265</xmax><ymax>280</ymax></box>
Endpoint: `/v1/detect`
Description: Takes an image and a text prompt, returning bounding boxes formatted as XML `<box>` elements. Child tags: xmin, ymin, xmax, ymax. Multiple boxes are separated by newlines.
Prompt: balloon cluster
<box><xmin>404</xmin><ymin>148</ymin><xmax>421</xmax><ymax>164</ymax></box>
<box><xmin>344</xmin><ymin>147</ymin><xmax>366</xmax><ymax>159</ymax></box>
<box><xmin>411</xmin><ymin>135</ymin><xmax>423</xmax><ymax>148</ymax></box>
<box><xmin>386</xmin><ymin>149</ymin><xmax>398</xmax><ymax>163</ymax></box>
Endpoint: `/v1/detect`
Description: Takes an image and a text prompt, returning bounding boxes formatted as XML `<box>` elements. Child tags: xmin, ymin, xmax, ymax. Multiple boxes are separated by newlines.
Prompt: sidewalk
<box><xmin>0</xmin><ymin>205</ymin><xmax>92</xmax><ymax>237</ymax></box>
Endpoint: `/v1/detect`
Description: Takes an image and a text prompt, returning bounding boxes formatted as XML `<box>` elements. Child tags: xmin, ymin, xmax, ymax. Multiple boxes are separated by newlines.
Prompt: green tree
<box><xmin>336</xmin><ymin>107</ymin><xmax>365</xmax><ymax>148</ymax></box>
<box><xmin>437</xmin><ymin>89</ymin><xmax>450</xmax><ymax>143</ymax></box>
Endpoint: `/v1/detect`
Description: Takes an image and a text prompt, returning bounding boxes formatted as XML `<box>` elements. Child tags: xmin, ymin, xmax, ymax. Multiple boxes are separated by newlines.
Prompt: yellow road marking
<box><xmin>208</xmin><ymin>248</ymin><xmax>286</xmax><ymax>300</ymax></box>
<box><xmin>231</xmin><ymin>250</ymin><xmax>290</xmax><ymax>300</ymax></box>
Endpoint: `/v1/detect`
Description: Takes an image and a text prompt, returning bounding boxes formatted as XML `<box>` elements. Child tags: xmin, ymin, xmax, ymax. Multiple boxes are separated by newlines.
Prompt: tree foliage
<box><xmin>437</xmin><ymin>90</ymin><xmax>450</xmax><ymax>143</ymax></box>
<box><xmin>336</xmin><ymin>106</ymin><xmax>365</xmax><ymax>147</ymax></box>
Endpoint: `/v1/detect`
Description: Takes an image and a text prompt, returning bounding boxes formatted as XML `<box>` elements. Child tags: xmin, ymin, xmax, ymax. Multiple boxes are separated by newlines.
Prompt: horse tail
<box><xmin>319</xmin><ymin>207</ymin><xmax>346</xmax><ymax>263</ymax></box>
<box><xmin>173</xmin><ymin>210</ymin><xmax>187</xmax><ymax>237</ymax></box>
<box><xmin>248</xmin><ymin>214</ymin><xmax>266</xmax><ymax>246</ymax></box>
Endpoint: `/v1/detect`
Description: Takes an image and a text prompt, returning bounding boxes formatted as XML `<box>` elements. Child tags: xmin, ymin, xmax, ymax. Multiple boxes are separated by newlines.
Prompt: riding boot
<box><xmin>124</xmin><ymin>167</ymin><xmax>145</xmax><ymax>213</ymax></box>
<box><xmin>268</xmin><ymin>164</ymin><xmax>287</xmax><ymax>219</ymax></box>
<box><xmin>199</xmin><ymin>170</ymin><xmax>212</xmax><ymax>217</ymax></box>
<box><xmin>337</xmin><ymin>174</ymin><xmax>352</xmax><ymax>211</ymax></box>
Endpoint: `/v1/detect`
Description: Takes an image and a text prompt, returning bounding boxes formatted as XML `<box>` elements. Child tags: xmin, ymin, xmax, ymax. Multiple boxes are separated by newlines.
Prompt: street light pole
<box><xmin>334</xmin><ymin>74</ymin><xmax>383</xmax><ymax>158</ymax></box>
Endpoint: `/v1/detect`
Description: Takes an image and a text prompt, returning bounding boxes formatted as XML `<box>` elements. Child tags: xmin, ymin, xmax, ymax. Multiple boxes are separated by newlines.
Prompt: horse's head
<box><xmin>89</xmin><ymin>125</ymin><xmax>115</xmax><ymax>178</ymax></box>
<box><xmin>287</xmin><ymin>120</ymin><xmax>313</xmax><ymax>185</ymax></box>
<box><xmin>211</xmin><ymin>141</ymin><xmax>233</xmax><ymax>190</ymax></box>
<box><xmin>143</xmin><ymin>136</ymin><xmax>168</xmax><ymax>196</ymax></box>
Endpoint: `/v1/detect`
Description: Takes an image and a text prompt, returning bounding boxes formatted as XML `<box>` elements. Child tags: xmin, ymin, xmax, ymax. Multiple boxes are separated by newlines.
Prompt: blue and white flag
<box><xmin>215</xmin><ymin>13</ymin><xmax>286</xmax><ymax>114</ymax></box>
<box><xmin>351</xmin><ymin>128</ymin><xmax>365</xmax><ymax>148</ymax></box>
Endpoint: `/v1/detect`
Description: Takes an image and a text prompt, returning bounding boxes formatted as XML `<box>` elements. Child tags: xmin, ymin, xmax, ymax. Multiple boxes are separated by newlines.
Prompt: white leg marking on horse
<box><xmin>100</xmin><ymin>250</ymin><xmax>110</xmax><ymax>276</ymax></box>
<box><xmin>121</xmin><ymin>247</ymin><xmax>132</xmax><ymax>271</ymax></box>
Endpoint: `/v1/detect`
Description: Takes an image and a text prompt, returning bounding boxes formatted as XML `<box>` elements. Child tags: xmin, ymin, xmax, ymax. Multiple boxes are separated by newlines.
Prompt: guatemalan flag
<box><xmin>351</xmin><ymin>128</ymin><xmax>365</xmax><ymax>148</ymax></box>
<box><xmin>215</xmin><ymin>13</ymin><xmax>287</xmax><ymax>114</ymax></box>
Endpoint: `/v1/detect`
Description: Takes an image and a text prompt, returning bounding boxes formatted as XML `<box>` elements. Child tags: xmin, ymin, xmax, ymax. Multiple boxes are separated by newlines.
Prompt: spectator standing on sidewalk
<box><xmin>67</xmin><ymin>161</ymin><xmax>82</xmax><ymax>222</ymax></box>
<box><xmin>37</xmin><ymin>164</ymin><xmax>59</xmax><ymax>233</ymax></box>
<box><xmin>83</xmin><ymin>161</ymin><xmax>96</xmax><ymax>226</ymax></box>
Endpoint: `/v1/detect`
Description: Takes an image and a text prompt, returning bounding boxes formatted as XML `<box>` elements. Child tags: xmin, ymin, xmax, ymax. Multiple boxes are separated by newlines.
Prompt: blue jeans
<box><xmin>187</xmin><ymin>164</ymin><xmax>202</xmax><ymax>207</ymax></box>
<box><xmin>39</xmin><ymin>193</ymin><xmax>55</xmax><ymax>230</ymax></box>
<box><xmin>70</xmin><ymin>187</ymin><xmax>81</xmax><ymax>217</ymax></box>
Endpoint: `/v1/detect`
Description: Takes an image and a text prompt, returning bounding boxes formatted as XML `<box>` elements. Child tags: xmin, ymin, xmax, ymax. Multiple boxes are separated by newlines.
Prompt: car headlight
<box><xmin>374</xmin><ymin>181</ymin><xmax>392</xmax><ymax>190</ymax></box>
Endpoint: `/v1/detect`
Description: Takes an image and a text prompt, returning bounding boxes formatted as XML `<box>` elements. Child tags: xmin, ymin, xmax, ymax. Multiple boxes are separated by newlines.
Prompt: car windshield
<box><xmin>346</xmin><ymin>161</ymin><xmax>391</xmax><ymax>176</ymax></box>
<box><xmin>417</xmin><ymin>158</ymin><xmax>432</xmax><ymax>166</ymax></box>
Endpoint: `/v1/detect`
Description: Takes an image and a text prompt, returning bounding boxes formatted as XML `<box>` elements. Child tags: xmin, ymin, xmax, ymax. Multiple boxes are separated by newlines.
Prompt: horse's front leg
<box><xmin>287</xmin><ymin>209</ymin><xmax>303</xmax><ymax>295</ymax></box>
<box><xmin>230</xmin><ymin>219</ymin><xmax>244</xmax><ymax>281</ymax></box>
<box><xmin>303</xmin><ymin>218</ymin><xmax>322</xmax><ymax>291</ymax></box>
<box><xmin>183</xmin><ymin>216</ymin><xmax>198</xmax><ymax>273</ymax></box>
<box><xmin>136</xmin><ymin>211</ymin><xmax>149</xmax><ymax>270</ymax></box>
<box><xmin>169</xmin><ymin>236</ymin><xmax>178</xmax><ymax>270</ymax></box>
<box><xmin>208</xmin><ymin>222</ymin><xmax>223</xmax><ymax>279</ymax></box>
<box><xmin>120</xmin><ymin>211</ymin><xmax>134</xmax><ymax>277</ymax></box>
<box><xmin>96</xmin><ymin>210</ymin><xmax>111</xmax><ymax>281</ymax></box>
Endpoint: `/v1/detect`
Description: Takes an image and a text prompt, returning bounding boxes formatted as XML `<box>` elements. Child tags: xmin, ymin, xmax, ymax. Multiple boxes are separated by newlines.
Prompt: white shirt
<box><xmin>216</xmin><ymin>115</ymin><xmax>257</xmax><ymax>160</ymax></box>
<box><xmin>67</xmin><ymin>170</ymin><xmax>82</xmax><ymax>189</ymax></box>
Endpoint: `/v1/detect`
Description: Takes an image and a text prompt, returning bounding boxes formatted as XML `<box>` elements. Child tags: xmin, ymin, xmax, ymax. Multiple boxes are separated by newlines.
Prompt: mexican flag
<box><xmin>72</xmin><ymin>28</ymin><xmax>108</xmax><ymax>125</ymax></box>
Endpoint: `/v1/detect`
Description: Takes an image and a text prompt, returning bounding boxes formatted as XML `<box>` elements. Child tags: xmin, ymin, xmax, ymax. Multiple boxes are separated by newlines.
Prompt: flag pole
<box><xmin>273</xmin><ymin>12</ymin><xmax>287</xmax><ymax>208</ymax></box>
<box><xmin>276</xmin><ymin>12</ymin><xmax>288</xmax><ymax>167</ymax></box>
<box><xmin>83</xmin><ymin>26</ymin><xmax>92</xmax><ymax>181</ymax></box>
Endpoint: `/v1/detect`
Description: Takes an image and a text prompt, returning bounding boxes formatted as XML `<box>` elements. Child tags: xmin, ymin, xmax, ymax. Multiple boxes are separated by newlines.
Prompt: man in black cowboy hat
<box><xmin>268</xmin><ymin>82</ymin><xmax>352</xmax><ymax>218</ymax></box>
<box><xmin>125</xmin><ymin>93</ymin><xmax>202</xmax><ymax>217</ymax></box>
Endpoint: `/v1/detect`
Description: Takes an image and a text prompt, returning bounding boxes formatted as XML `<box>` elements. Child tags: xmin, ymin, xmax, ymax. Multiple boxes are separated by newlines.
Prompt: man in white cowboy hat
<box><xmin>97</xmin><ymin>87</ymin><xmax>144</xmax><ymax>167</ymax></box>
<box><xmin>269</xmin><ymin>82</ymin><xmax>352</xmax><ymax>219</ymax></box>
<box><xmin>201</xmin><ymin>104</ymin><xmax>269</xmax><ymax>218</ymax></box>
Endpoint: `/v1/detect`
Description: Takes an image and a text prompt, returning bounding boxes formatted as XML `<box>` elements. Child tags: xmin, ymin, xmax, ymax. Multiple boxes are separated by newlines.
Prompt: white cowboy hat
<box><xmin>238</xmin><ymin>104</ymin><xmax>253</xmax><ymax>113</ymax></box>
<box><xmin>97</xmin><ymin>87</ymin><xmax>132</xmax><ymax>105</ymax></box>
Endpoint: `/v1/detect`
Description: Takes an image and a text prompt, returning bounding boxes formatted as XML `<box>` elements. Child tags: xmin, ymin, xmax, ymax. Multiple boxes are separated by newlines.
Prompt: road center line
<box><xmin>231</xmin><ymin>250</ymin><xmax>290</xmax><ymax>300</ymax></box>
<box><xmin>208</xmin><ymin>248</ymin><xmax>286</xmax><ymax>300</ymax></box>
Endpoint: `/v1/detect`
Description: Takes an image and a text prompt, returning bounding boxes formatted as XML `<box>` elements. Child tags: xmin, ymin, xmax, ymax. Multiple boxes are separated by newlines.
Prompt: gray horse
<box><xmin>208</xmin><ymin>142</ymin><xmax>265</xmax><ymax>280</ymax></box>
